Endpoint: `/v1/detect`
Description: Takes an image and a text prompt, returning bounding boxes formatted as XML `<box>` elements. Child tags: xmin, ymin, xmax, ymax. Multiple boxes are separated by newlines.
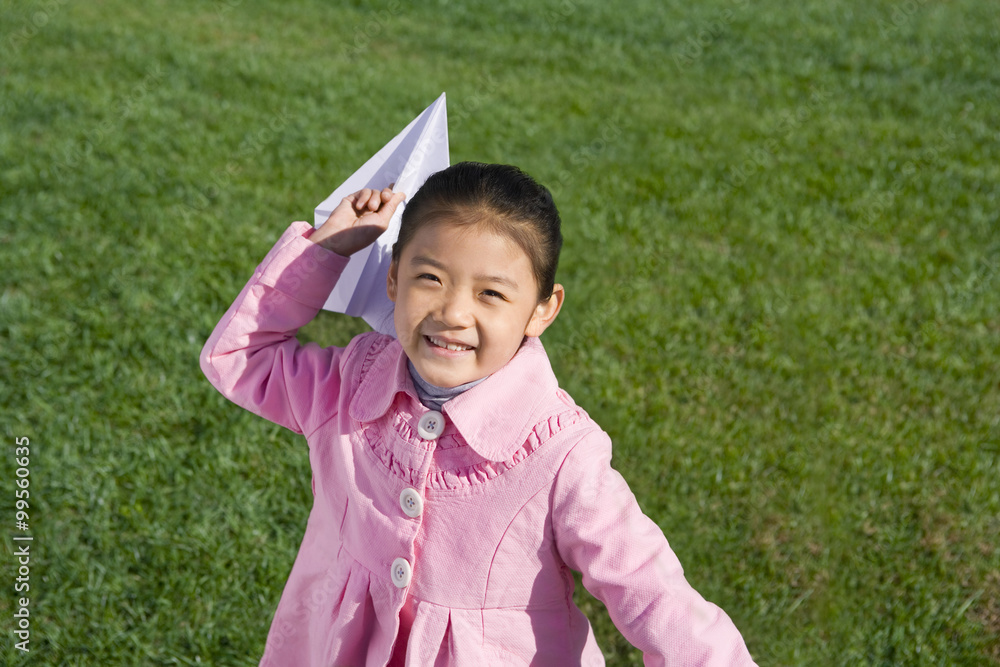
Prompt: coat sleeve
<box><xmin>199</xmin><ymin>221</ymin><xmax>353</xmax><ymax>436</ymax></box>
<box><xmin>551</xmin><ymin>430</ymin><xmax>757</xmax><ymax>667</ymax></box>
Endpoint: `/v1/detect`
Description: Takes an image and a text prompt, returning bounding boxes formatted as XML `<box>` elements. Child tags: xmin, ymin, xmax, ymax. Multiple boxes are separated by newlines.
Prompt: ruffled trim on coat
<box><xmin>358</xmin><ymin>332</ymin><xmax>395</xmax><ymax>386</ymax></box>
<box><xmin>353</xmin><ymin>406</ymin><xmax>592</xmax><ymax>491</ymax></box>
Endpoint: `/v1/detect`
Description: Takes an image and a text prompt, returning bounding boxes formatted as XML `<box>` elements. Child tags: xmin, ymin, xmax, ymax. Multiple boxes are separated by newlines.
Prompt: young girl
<box><xmin>201</xmin><ymin>162</ymin><xmax>757</xmax><ymax>666</ymax></box>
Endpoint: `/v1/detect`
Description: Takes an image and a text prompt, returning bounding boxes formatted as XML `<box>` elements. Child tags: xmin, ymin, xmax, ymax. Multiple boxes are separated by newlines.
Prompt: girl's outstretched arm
<box><xmin>552</xmin><ymin>431</ymin><xmax>758</xmax><ymax>666</ymax></box>
<box><xmin>199</xmin><ymin>187</ymin><xmax>405</xmax><ymax>435</ymax></box>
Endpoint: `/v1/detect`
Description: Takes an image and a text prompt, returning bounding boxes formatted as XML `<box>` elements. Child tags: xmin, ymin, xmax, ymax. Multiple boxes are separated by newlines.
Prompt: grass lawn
<box><xmin>1</xmin><ymin>0</ymin><xmax>998</xmax><ymax>664</ymax></box>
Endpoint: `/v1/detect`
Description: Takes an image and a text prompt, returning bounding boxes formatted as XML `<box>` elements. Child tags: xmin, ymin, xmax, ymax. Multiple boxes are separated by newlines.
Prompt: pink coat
<box><xmin>200</xmin><ymin>221</ymin><xmax>757</xmax><ymax>666</ymax></box>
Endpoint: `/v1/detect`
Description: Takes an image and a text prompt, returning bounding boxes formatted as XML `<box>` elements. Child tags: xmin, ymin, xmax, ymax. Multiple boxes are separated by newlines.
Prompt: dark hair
<box><xmin>393</xmin><ymin>162</ymin><xmax>562</xmax><ymax>300</ymax></box>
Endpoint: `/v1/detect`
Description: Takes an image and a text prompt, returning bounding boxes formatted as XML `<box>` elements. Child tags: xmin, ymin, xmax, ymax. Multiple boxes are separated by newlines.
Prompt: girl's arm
<box><xmin>552</xmin><ymin>431</ymin><xmax>757</xmax><ymax>666</ymax></box>
<box><xmin>200</xmin><ymin>187</ymin><xmax>405</xmax><ymax>435</ymax></box>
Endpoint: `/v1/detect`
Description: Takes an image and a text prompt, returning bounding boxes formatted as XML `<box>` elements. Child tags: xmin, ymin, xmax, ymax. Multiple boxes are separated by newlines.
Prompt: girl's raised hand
<box><xmin>310</xmin><ymin>186</ymin><xmax>406</xmax><ymax>257</ymax></box>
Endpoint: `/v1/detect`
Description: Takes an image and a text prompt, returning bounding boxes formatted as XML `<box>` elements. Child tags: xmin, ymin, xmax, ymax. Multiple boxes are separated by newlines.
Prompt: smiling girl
<box><xmin>201</xmin><ymin>162</ymin><xmax>756</xmax><ymax>666</ymax></box>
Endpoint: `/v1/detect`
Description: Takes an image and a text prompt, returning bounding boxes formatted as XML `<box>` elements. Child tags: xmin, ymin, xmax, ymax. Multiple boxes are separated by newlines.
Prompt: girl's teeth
<box><xmin>429</xmin><ymin>336</ymin><xmax>472</xmax><ymax>352</ymax></box>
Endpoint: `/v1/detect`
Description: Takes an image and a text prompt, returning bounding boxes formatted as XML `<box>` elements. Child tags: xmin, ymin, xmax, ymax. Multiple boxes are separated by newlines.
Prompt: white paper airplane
<box><xmin>315</xmin><ymin>93</ymin><xmax>450</xmax><ymax>336</ymax></box>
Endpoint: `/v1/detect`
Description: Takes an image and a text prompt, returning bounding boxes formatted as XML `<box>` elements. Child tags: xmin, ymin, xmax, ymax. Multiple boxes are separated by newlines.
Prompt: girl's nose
<box><xmin>436</xmin><ymin>290</ymin><xmax>475</xmax><ymax>328</ymax></box>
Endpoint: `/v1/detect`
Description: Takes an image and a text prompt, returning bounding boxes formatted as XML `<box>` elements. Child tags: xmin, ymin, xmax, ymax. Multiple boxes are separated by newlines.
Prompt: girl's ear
<box><xmin>524</xmin><ymin>284</ymin><xmax>565</xmax><ymax>337</ymax></box>
<box><xmin>386</xmin><ymin>259</ymin><xmax>398</xmax><ymax>302</ymax></box>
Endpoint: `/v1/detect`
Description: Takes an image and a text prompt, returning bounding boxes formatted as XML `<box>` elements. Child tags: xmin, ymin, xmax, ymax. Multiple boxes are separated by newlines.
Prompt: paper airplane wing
<box><xmin>314</xmin><ymin>93</ymin><xmax>450</xmax><ymax>336</ymax></box>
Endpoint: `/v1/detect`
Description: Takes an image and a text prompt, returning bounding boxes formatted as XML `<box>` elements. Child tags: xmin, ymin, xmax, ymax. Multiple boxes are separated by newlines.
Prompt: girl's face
<box><xmin>387</xmin><ymin>219</ymin><xmax>563</xmax><ymax>388</ymax></box>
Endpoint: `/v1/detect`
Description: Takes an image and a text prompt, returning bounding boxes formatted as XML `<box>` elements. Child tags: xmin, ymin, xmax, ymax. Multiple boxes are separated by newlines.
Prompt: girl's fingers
<box><xmin>378</xmin><ymin>191</ymin><xmax>407</xmax><ymax>221</ymax></box>
<box><xmin>345</xmin><ymin>187</ymin><xmax>405</xmax><ymax>218</ymax></box>
<box><xmin>351</xmin><ymin>189</ymin><xmax>370</xmax><ymax>211</ymax></box>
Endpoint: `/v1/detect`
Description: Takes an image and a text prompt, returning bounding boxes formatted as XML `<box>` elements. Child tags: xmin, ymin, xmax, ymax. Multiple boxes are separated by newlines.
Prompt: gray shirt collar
<box><xmin>407</xmin><ymin>361</ymin><xmax>488</xmax><ymax>411</ymax></box>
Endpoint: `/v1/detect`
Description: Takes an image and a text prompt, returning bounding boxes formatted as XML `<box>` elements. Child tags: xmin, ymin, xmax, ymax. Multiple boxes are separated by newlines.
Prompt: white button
<box><xmin>391</xmin><ymin>557</ymin><xmax>412</xmax><ymax>588</ymax></box>
<box><xmin>399</xmin><ymin>488</ymin><xmax>424</xmax><ymax>518</ymax></box>
<box><xmin>417</xmin><ymin>410</ymin><xmax>445</xmax><ymax>440</ymax></box>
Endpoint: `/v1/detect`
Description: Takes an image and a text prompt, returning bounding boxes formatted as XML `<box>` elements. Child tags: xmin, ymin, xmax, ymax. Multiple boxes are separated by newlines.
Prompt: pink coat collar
<box><xmin>348</xmin><ymin>335</ymin><xmax>560</xmax><ymax>462</ymax></box>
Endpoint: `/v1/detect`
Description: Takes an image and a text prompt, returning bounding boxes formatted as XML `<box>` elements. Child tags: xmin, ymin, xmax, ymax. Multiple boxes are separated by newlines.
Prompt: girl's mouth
<box><xmin>425</xmin><ymin>335</ymin><xmax>475</xmax><ymax>352</ymax></box>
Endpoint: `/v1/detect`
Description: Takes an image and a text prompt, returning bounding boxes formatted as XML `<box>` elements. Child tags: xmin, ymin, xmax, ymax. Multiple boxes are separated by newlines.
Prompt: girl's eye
<box><xmin>482</xmin><ymin>289</ymin><xmax>507</xmax><ymax>301</ymax></box>
<box><xmin>417</xmin><ymin>273</ymin><xmax>440</xmax><ymax>283</ymax></box>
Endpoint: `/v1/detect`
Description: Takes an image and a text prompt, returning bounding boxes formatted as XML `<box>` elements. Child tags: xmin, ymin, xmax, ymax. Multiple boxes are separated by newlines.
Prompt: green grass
<box><xmin>2</xmin><ymin>0</ymin><xmax>998</xmax><ymax>664</ymax></box>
